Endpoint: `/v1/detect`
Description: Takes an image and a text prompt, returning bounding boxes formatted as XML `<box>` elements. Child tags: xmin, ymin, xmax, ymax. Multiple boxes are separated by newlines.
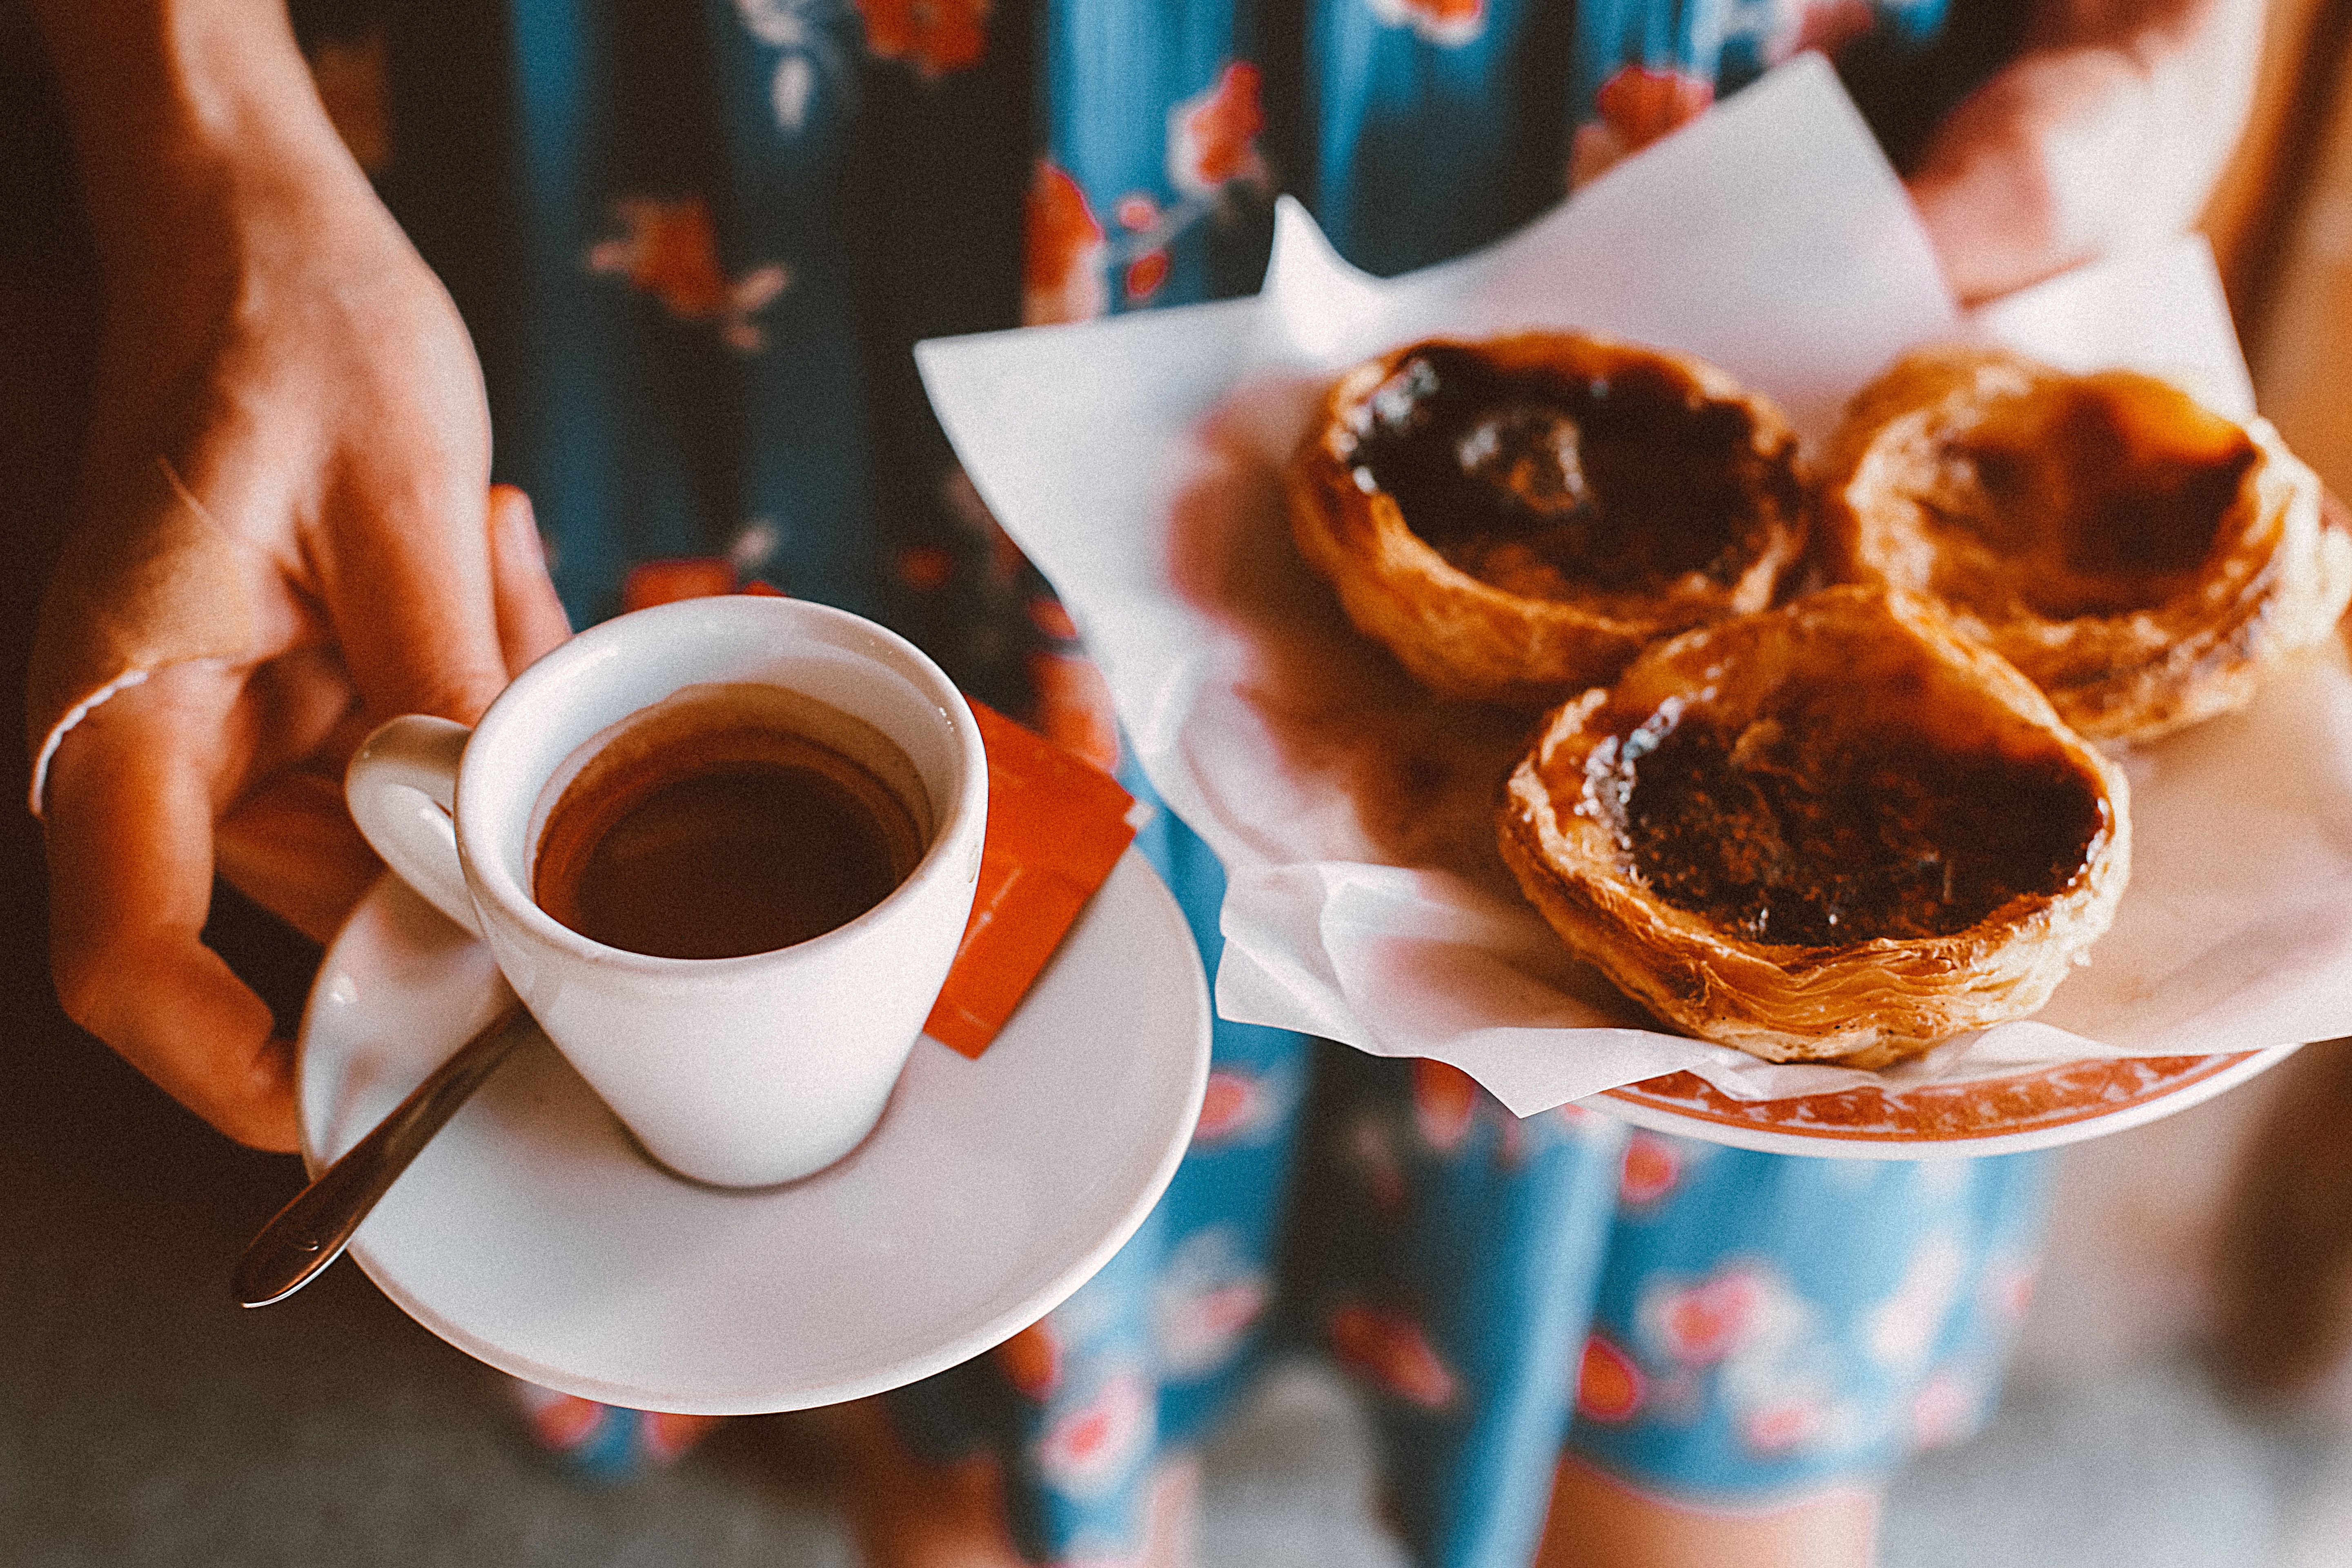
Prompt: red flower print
<box><xmin>1364</xmin><ymin>0</ymin><xmax>1486</xmax><ymax>47</ymax></box>
<box><xmin>1741</xmin><ymin>1396</ymin><xmax>1828</xmax><ymax>1454</ymax></box>
<box><xmin>599</xmin><ymin>198</ymin><xmax>728</xmax><ymax>313</ymax></box>
<box><xmin>622</xmin><ymin>557</ymin><xmax>737</xmax><ymax>612</ymax></box>
<box><xmin>1576</xmin><ymin>1334</ymin><xmax>1646</xmax><ymax>1424</ymax></box>
<box><xmin>1025</xmin><ymin>649</ymin><xmax>1122</xmax><ymax>775</ymax></box>
<box><xmin>895</xmin><ymin>543</ymin><xmax>956</xmax><ymax>593</ymax></box>
<box><xmin>1791</xmin><ymin>0</ymin><xmax>1877</xmax><ymax>60</ymax></box>
<box><xmin>587</xmin><ymin>196</ymin><xmax>790</xmax><ymax>352</ymax></box>
<box><xmin>854</xmin><ymin>0</ymin><xmax>989</xmax><ymax>77</ymax></box>
<box><xmin>1154</xmin><ymin>1226</ymin><xmax>1271</xmax><ymax>1376</ymax></box>
<box><xmin>1597</xmin><ymin>65</ymin><xmax>1716</xmax><ymax>151</ymax></box>
<box><xmin>1653</xmin><ymin>1267</ymin><xmax>1769</xmax><ymax>1364</ymax></box>
<box><xmin>1329</xmin><ymin>1303</ymin><xmax>1459</xmax><ymax>1410</ymax></box>
<box><xmin>1194</xmin><ymin>1068</ymin><xmax>1267</xmax><ymax>1144</ymax></box>
<box><xmin>1152</xmin><ymin>1260</ymin><xmax>1270</xmax><ymax>1373</ymax></box>
<box><xmin>996</xmin><ymin>1321</ymin><xmax>1062</xmax><ymax>1399</ymax></box>
<box><xmin>1125</xmin><ymin>250</ymin><xmax>1172</xmax><ymax>303</ymax></box>
<box><xmin>1024</xmin><ymin>159</ymin><xmax>1108</xmax><ymax>325</ymax></box>
<box><xmin>1026</xmin><ymin>593</ymin><xmax>1080</xmax><ymax>643</ymax></box>
<box><xmin>1168</xmin><ymin>62</ymin><xmax>1269</xmax><ymax>198</ymax></box>
<box><xmin>643</xmin><ymin>1411</ymin><xmax>723</xmax><ymax>1462</ymax></box>
<box><xmin>1156</xmin><ymin>1274</ymin><xmax>1269</xmax><ymax>1376</ymax></box>
<box><xmin>1618</xmin><ymin>1131</ymin><xmax>1684</xmax><ymax>1206</ymax></box>
<box><xmin>1411</xmin><ymin>1057</ymin><xmax>1480</xmax><ymax>1152</ymax></box>
<box><xmin>522</xmin><ymin>1391</ymin><xmax>605</xmax><ymax>1450</ymax></box>
<box><xmin>1035</xmin><ymin>1371</ymin><xmax>1154</xmax><ymax>1495</ymax></box>
<box><xmin>1569</xmin><ymin>66</ymin><xmax>1715</xmax><ymax>190</ymax></box>
<box><xmin>1116</xmin><ymin>194</ymin><xmax>1162</xmax><ymax>232</ymax></box>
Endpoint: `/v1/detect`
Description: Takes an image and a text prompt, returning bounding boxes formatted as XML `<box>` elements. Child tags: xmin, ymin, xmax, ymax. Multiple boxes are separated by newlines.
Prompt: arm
<box><xmin>1907</xmin><ymin>0</ymin><xmax>2266</xmax><ymax>302</ymax></box>
<box><xmin>26</xmin><ymin>0</ymin><xmax>567</xmax><ymax>1149</ymax></box>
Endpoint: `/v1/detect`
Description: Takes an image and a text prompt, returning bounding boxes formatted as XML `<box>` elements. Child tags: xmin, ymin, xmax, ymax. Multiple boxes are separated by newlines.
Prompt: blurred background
<box><xmin>9</xmin><ymin>1</ymin><xmax>2352</xmax><ymax>1562</ymax></box>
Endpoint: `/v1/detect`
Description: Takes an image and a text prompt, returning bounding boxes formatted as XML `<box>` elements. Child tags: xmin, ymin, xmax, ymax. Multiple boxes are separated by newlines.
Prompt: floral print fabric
<box><xmin>323</xmin><ymin>0</ymin><xmax>2052</xmax><ymax>1562</ymax></box>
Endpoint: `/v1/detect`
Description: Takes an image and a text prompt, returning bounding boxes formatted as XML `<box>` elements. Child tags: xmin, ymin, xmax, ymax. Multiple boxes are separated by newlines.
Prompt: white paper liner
<box><xmin>915</xmin><ymin>56</ymin><xmax>2352</xmax><ymax>1118</ymax></box>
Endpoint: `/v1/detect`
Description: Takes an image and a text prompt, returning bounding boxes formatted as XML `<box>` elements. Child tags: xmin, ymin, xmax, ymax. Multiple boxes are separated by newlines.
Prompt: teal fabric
<box><xmin>329</xmin><ymin>2</ymin><xmax>2055</xmax><ymax>1561</ymax></box>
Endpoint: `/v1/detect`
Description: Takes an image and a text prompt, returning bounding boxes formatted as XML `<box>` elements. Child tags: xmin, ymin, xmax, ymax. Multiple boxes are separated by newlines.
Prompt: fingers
<box><xmin>318</xmin><ymin>459</ymin><xmax>515</xmax><ymax>727</ymax></box>
<box><xmin>195</xmin><ymin>485</ymin><xmax>564</xmax><ymax>982</ymax></box>
<box><xmin>1907</xmin><ymin>0</ymin><xmax>2263</xmax><ymax>304</ymax></box>
<box><xmin>43</xmin><ymin>663</ymin><xmax>302</xmax><ymax>1152</ymax></box>
<box><xmin>216</xmin><ymin>770</ymin><xmax>383</xmax><ymax>947</ymax></box>
<box><xmin>486</xmin><ymin>484</ymin><xmax>572</xmax><ymax>675</ymax></box>
<box><xmin>209</xmin><ymin>641</ymin><xmax>382</xmax><ymax>944</ymax></box>
<box><xmin>1907</xmin><ymin>47</ymin><xmax>2149</xmax><ymax>303</ymax></box>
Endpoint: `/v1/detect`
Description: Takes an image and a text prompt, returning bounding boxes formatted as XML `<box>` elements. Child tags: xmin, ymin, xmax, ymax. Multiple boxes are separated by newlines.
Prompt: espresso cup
<box><xmin>345</xmin><ymin>595</ymin><xmax>988</xmax><ymax>1188</ymax></box>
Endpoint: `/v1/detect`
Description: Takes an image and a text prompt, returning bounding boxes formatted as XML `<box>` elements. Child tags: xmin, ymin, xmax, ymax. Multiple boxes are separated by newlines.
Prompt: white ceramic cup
<box><xmin>344</xmin><ymin>595</ymin><xmax>988</xmax><ymax>1188</ymax></box>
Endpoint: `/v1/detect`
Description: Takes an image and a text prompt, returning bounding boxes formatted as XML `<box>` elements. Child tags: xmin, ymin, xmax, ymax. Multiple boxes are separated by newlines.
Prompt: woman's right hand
<box><xmin>28</xmin><ymin>0</ymin><xmax>570</xmax><ymax>1150</ymax></box>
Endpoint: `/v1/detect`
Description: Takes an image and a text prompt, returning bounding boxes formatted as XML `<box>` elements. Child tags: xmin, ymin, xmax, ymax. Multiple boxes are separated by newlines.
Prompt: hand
<box><xmin>29</xmin><ymin>3</ymin><xmax>569</xmax><ymax>1150</ymax></box>
<box><xmin>1905</xmin><ymin>0</ymin><xmax>2264</xmax><ymax>303</ymax></box>
<box><xmin>40</xmin><ymin>481</ymin><xmax>567</xmax><ymax>1154</ymax></box>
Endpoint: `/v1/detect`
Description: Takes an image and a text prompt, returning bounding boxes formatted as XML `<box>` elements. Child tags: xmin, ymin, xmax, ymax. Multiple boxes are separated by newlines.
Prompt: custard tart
<box><xmin>1497</xmin><ymin>585</ymin><xmax>2131</xmax><ymax>1067</ymax></box>
<box><xmin>1287</xmin><ymin>332</ymin><xmax>1810</xmax><ymax>706</ymax></box>
<box><xmin>1820</xmin><ymin>345</ymin><xmax>2352</xmax><ymax>743</ymax></box>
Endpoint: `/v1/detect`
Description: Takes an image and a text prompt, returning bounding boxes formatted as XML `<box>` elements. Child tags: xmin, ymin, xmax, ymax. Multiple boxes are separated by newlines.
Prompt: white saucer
<box><xmin>297</xmin><ymin>848</ymin><xmax>1210</xmax><ymax>1415</ymax></box>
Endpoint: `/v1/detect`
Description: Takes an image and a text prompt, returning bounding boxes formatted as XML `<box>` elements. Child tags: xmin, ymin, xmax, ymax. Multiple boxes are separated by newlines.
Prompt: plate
<box><xmin>1597</xmin><ymin>1047</ymin><xmax>2301</xmax><ymax>1159</ymax></box>
<box><xmin>296</xmin><ymin>848</ymin><xmax>1211</xmax><ymax>1414</ymax></box>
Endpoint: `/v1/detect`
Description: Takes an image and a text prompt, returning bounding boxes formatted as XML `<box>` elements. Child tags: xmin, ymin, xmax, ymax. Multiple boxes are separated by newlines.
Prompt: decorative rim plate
<box><xmin>1597</xmin><ymin>1047</ymin><xmax>2301</xmax><ymax>1158</ymax></box>
<box><xmin>297</xmin><ymin>849</ymin><xmax>1210</xmax><ymax>1414</ymax></box>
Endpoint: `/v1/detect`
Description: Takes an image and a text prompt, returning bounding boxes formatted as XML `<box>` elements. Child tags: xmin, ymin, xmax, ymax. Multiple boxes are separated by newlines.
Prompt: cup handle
<box><xmin>346</xmin><ymin>715</ymin><xmax>481</xmax><ymax>937</ymax></box>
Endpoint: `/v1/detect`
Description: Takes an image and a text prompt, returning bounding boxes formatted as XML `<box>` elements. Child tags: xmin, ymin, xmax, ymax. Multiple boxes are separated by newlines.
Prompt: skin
<box><xmin>29</xmin><ymin>0</ymin><xmax>569</xmax><ymax>1152</ymax></box>
<box><xmin>1907</xmin><ymin>0</ymin><xmax>2264</xmax><ymax>303</ymax></box>
<box><xmin>20</xmin><ymin>1</ymin><xmax>2262</xmax><ymax>1563</ymax></box>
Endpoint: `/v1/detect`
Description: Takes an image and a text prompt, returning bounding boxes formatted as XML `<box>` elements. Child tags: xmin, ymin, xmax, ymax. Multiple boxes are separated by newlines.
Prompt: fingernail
<box><xmin>492</xmin><ymin>487</ymin><xmax>548</xmax><ymax>568</ymax></box>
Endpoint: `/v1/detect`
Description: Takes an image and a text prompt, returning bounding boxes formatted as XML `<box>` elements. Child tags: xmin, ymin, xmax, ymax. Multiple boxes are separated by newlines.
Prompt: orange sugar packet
<box><xmin>620</xmin><ymin>562</ymin><xmax>1140</xmax><ymax>1057</ymax></box>
<box><xmin>926</xmin><ymin>699</ymin><xmax>1139</xmax><ymax>1058</ymax></box>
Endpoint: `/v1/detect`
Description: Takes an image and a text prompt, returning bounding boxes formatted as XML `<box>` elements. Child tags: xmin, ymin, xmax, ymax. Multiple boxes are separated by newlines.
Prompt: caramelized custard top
<box><xmin>1572</xmin><ymin>682</ymin><xmax>2107</xmax><ymax>947</ymax></box>
<box><xmin>1341</xmin><ymin>344</ymin><xmax>1797</xmax><ymax>604</ymax></box>
<box><xmin>1917</xmin><ymin>383</ymin><xmax>2259</xmax><ymax>621</ymax></box>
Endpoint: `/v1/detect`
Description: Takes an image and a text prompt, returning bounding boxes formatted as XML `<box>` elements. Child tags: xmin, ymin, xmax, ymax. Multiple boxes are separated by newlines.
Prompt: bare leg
<box><xmin>821</xmin><ymin>1397</ymin><xmax>1200</xmax><ymax>1568</ymax></box>
<box><xmin>1536</xmin><ymin>1456</ymin><xmax>1878</xmax><ymax>1568</ymax></box>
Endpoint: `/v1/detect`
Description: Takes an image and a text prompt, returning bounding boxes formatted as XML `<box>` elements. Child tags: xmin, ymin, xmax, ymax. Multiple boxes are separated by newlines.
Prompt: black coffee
<box><xmin>532</xmin><ymin>684</ymin><xmax>929</xmax><ymax>960</ymax></box>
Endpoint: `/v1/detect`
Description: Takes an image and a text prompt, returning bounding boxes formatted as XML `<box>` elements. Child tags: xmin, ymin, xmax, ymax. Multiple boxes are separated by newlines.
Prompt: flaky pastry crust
<box><xmin>1497</xmin><ymin>586</ymin><xmax>2131</xmax><ymax>1067</ymax></box>
<box><xmin>1820</xmin><ymin>345</ymin><xmax>2352</xmax><ymax>743</ymax></box>
<box><xmin>1287</xmin><ymin>332</ymin><xmax>1809</xmax><ymax>706</ymax></box>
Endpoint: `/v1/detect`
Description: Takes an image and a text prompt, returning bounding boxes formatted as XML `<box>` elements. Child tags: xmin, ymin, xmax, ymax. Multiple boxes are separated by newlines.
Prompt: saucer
<box><xmin>296</xmin><ymin>849</ymin><xmax>1211</xmax><ymax>1414</ymax></box>
<box><xmin>1597</xmin><ymin>1047</ymin><xmax>2300</xmax><ymax>1158</ymax></box>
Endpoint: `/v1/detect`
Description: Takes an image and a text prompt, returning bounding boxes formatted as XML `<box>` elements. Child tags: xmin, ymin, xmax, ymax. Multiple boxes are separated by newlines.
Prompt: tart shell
<box><xmin>1820</xmin><ymin>345</ymin><xmax>2352</xmax><ymax>743</ymax></box>
<box><xmin>1287</xmin><ymin>332</ymin><xmax>1809</xmax><ymax>706</ymax></box>
<box><xmin>1497</xmin><ymin>586</ymin><xmax>2132</xmax><ymax>1067</ymax></box>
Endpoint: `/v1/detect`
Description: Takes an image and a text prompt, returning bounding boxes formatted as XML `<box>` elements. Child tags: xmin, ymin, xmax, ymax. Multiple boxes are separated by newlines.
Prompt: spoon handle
<box><xmin>233</xmin><ymin>998</ymin><xmax>528</xmax><ymax>1308</ymax></box>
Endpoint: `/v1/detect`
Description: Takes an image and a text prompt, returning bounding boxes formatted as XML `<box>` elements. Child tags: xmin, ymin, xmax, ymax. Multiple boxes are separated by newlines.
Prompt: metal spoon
<box><xmin>233</xmin><ymin>998</ymin><xmax>529</xmax><ymax>1307</ymax></box>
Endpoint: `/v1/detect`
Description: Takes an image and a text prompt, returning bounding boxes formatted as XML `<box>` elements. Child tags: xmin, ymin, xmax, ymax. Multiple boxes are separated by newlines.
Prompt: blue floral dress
<box><xmin>322</xmin><ymin>0</ymin><xmax>2049</xmax><ymax>1561</ymax></box>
